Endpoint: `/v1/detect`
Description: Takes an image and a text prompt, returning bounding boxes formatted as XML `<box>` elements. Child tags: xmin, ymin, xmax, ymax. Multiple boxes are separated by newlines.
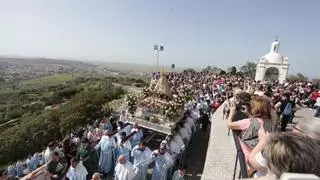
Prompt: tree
<box><xmin>0</xmin><ymin>77</ymin><xmax>127</xmax><ymax>164</ymax></box>
<box><xmin>219</xmin><ymin>69</ymin><xmax>226</xmax><ymax>75</ymax></box>
<box><xmin>183</xmin><ymin>68</ymin><xmax>197</xmax><ymax>73</ymax></box>
<box><xmin>287</xmin><ymin>73</ymin><xmax>308</xmax><ymax>82</ymax></box>
<box><xmin>296</xmin><ymin>73</ymin><xmax>308</xmax><ymax>82</ymax></box>
<box><xmin>227</xmin><ymin>66</ymin><xmax>237</xmax><ymax>75</ymax></box>
<box><xmin>240</xmin><ymin>62</ymin><xmax>256</xmax><ymax>79</ymax></box>
<box><xmin>201</xmin><ymin>65</ymin><xmax>211</xmax><ymax>72</ymax></box>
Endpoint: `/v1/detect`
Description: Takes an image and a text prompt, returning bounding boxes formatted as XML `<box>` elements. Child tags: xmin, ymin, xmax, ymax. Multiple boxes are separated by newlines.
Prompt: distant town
<box><xmin>0</xmin><ymin>57</ymin><xmax>157</xmax><ymax>83</ymax></box>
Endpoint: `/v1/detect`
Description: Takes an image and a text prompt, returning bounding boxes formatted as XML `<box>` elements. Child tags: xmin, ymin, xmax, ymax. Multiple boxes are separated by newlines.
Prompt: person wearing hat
<box><xmin>172</xmin><ymin>164</ymin><xmax>187</xmax><ymax>180</ymax></box>
<box><xmin>131</xmin><ymin>142</ymin><xmax>153</xmax><ymax>180</ymax></box>
<box><xmin>95</xmin><ymin>129</ymin><xmax>116</xmax><ymax>175</ymax></box>
<box><xmin>78</xmin><ymin>138</ymin><xmax>99</xmax><ymax>178</ymax></box>
<box><xmin>151</xmin><ymin>146</ymin><xmax>173</xmax><ymax>180</ymax></box>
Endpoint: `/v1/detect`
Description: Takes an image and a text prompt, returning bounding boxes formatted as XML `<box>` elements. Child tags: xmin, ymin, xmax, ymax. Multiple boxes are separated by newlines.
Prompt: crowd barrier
<box><xmin>231</xmin><ymin>130</ymin><xmax>249</xmax><ymax>179</ymax></box>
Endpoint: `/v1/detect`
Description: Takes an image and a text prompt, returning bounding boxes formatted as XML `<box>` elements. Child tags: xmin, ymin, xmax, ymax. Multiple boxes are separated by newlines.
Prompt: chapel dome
<box><xmin>259</xmin><ymin>40</ymin><xmax>286</xmax><ymax>64</ymax></box>
<box><xmin>260</xmin><ymin>51</ymin><xmax>284</xmax><ymax>64</ymax></box>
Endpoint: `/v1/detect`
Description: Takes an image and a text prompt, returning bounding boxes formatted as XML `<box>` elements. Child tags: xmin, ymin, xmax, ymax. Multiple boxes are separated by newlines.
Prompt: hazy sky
<box><xmin>0</xmin><ymin>0</ymin><xmax>319</xmax><ymax>76</ymax></box>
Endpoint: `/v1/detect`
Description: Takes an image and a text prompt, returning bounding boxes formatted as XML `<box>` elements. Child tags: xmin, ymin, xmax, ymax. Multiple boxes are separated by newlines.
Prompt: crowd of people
<box><xmin>226</xmin><ymin>80</ymin><xmax>320</xmax><ymax>178</ymax></box>
<box><xmin>1</xmin><ymin>71</ymin><xmax>320</xmax><ymax>180</ymax></box>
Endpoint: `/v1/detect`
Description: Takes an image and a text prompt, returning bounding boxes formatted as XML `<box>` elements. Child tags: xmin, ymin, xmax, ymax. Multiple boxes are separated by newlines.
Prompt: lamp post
<box><xmin>154</xmin><ymin>44</ymin><xmax>164</xmax><ymax>72</ymax></box>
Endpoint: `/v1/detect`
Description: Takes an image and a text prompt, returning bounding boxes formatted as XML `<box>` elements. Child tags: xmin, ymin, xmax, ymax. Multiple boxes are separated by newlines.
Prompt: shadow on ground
<box><xmin>183</xmin><ymin>128</ymin><xmax>210</xmax><ymax>180</ymax></box>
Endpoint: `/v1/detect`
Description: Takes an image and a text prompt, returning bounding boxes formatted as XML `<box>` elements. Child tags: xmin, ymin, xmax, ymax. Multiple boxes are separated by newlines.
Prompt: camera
<box><xmin>235</xmin><ymin>92</ymin><xmax>251</xmax><ymax>111</ymax></box>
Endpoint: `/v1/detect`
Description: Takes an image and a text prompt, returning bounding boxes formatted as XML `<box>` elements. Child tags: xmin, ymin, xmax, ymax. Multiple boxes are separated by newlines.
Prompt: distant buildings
<box><xmin>1</xmin><ymin>62</ymin><xmax>78</xmax><ymax>82</ymax></box>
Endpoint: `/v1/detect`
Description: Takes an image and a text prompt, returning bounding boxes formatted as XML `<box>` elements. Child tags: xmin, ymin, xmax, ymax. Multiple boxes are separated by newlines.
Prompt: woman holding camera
<box><xmin>227</xmin><ymin>96</ymin><xmax>274</xmax><ymax>162</ymax></box>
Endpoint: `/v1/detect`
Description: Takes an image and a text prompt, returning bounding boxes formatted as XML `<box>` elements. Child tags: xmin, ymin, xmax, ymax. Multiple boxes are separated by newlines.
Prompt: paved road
<box><xmin>183</xmin><ymin>128</ymin><xmax>210</xmax><ymax>180</ymax></box>
<box><xmin>293</xmin><ymin>107</ymin><xmax>317</xmax><ymax>122</ymax></box>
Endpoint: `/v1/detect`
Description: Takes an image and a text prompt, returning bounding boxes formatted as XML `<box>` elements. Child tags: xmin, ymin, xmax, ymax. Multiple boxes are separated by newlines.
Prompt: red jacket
<box><xmin>311</xmin><ymin>91</ymin><xmax>319</xmax><ymax>101</ymax></box>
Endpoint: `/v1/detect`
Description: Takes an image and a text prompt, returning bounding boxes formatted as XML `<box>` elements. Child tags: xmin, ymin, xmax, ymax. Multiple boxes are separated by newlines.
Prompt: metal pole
<box><xmin>156</xmin><ymin>49</ymin><xmax>160</xmax><ymax>72</ymax></box>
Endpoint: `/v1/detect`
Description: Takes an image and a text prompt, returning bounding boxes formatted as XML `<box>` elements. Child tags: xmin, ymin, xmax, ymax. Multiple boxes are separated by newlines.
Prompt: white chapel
<box><xmin>255</xmin><ymin>39</ymin><xmax>289</xmax><ymax>83</ymax></box>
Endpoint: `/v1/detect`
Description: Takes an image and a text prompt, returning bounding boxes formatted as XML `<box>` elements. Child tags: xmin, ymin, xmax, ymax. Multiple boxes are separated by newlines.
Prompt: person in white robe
<box><xmin>66</xmin><ymin>158</ymin><xmax>88</xmax><ymax>180</ymax></box>
<box><xmin>16</xmin><ymin>161</ymin><xmax>24</xmax><ymax>177</ymax></box>
<box><xmin>172</xmin><ymin>133</ymin><xmax>185</xmax><ymax>153</ymax></box>
<box><xmin>178</xmin><ymin>124</ymin><xmax>190</xmax><ymax>145</ymax></box>
<box><xmin>183</xmin><ymin>121</ymin><xmax>192</xmax><ymax>137</ymax></box>
<box><xmin>151</xmin><ymin>147</ymin><xmax>173</xmax><ymax>180</ymax></box>
<box><xmin>115</xmin><ymin>143</ymin><xmax>131</xmax><ymax>162</ymax></box>
<box><xmin>26</xmin><ymin>155</ymin><xmax>36</xmax><ymax>173</ymax></box>
<box><xmin>119</xmin><ymin>111</ymin><xmax>128</xmax><ymax>122</ymax></box>
<box><xmin>44</xmin><ymin>141</ymin><xmax>56</xmax><ymax>163</ymax></box>
<box><xmin>95</xmin><ymin>130</ymin><xmax>116</xmax><ymax>174</ymax></box>
<box><xmin>130</xmin><ymin>123</ymin><xmax>143</xmax><ymax>148</ymax></box>
<box><xmin>114</xmin><ymin>155</ymin><xmax>136</xmax><ymax>180</ymax></box>
<box><xmin>7</xmin><ymin>165</ymin><xmax>16</xmax><ymax>179</ymax></box>
<box><xmin>131</xmin><ymin>142</ymin><xmax>152</xmax><ymax>180</ymax></box>
<box><xmin>119</xmin><ymin>111</ymin><xmax>132</xmax><ymax>135</ymax></box>
<box><xmin>117</xmin><ymin>132</ymin><xmax>132</xmax><ymax>151</ymax></box>
<box><xmin>185</xmin><ymin>113</ymin><xmax>196</xmax><ymax>133</ymax></box>
<box><xmin>165</xmin><ymin>135</ymin><xmax>181</xmax><ymax>160</ymax></box>
<box><xmin>32</xmin><ymin>153</ymin><xmax>41</xmax><ymax>168</ymax></box>
<box><xmin>116</xmin><ymin>121</ymin><xmax>131</xmax><ymax>148</ymax></box>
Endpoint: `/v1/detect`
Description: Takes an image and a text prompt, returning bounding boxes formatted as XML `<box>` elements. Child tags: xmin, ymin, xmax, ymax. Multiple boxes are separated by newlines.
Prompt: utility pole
<box><xmin>154</xmin><ymin>45</ymin><xmax>164</xmax><ymax>72</ymax></box>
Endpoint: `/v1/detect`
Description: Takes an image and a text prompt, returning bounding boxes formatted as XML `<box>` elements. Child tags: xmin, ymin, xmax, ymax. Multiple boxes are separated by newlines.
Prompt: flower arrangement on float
<box><xmin>125</xmin><ymin>93</ymin><xmax>138</xmax><ymax>115</ymax></box>
<box><xmin>135</xmin><ymin>70</ymin><xmax>197</xmax><ymax>122</ymax></box>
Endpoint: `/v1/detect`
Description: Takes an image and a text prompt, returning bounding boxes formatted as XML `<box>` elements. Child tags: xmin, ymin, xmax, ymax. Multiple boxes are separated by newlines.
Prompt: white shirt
<box><xmin>167</xmin><ymin>140</ymin><xmax>181</xmax><ymax>156</ymax></box>
<box><xmin>179</xmin><ymin>128</ymin><xmax>190</xmax><ymax>143</ymax></box>
<box><xmin>114</xmin><ymin>161</ymin><xmax>136</xmax><ymax>180</ymax></box>
<box><xmin>183</xmin><ymin>123</ymin><xmax>192</xmax><ymax>136</ymax></box>
<box><xmin>151</xmin><ymin>150</ymin><xmax>174</xmax><ymax>169</ymax></box>
<box><xmin>131</xmin><ymin>145</ymin><xmax>153</xmax><ymax>167</ymax></box>
<box><xmin>254</xmin><ymin>152</ymin><xmax>268</xmax><ymax>177</ymax></box>
<box><xmin>186</xmin><ymin>117</ymin><xmax>196</xmax><ymax>133</ymax></box>
<box><xmin>120</xmin><ymin>114</ymin><xmax>128</xmax><ymax>122</ymax></box>
<box><xmin>44</xmin><ymin>147</ymin><xmax>53</xmax><ymax>164</ymax></box>
<box><xmin>66</xmin><ymin>162</ymin><xmax>88</xmax><ymax>180</ymax></box>
<box><xmin>117</xmin><ymin>137</ymin><xmax>132</xmax><ymax>151</ymax></box>
<box><xmin>173</xmin><ymin>134</ymin><xmax>185</xmax><ymax>151</ymax></box>
<box><xmin>191</xmin><ymin>109</ymin><xmax>200</xmax><ymax>120</ymax></box>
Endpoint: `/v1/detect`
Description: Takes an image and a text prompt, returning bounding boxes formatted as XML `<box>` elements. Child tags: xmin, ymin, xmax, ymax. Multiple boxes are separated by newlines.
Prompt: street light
<box><xmin>154</xmin><ymin>44</ymin><xmax>164</xmax><ymax>72</ymax></box>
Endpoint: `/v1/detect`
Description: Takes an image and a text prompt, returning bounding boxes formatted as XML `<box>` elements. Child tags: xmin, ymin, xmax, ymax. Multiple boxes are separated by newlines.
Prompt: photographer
<box><xmin>227</xmin><ymin>96</ymin><xmax>275</xmax><ymax>162</ymax></box>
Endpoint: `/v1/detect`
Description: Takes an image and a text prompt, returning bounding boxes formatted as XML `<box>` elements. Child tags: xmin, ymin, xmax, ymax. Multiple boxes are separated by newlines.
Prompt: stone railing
<box><xmin>201</xmin><ymin>102</ymin><xmax>238</xmax><ymax>180</ymax></box>
<box><xmin>20</xmin><ymin>165</ymin><xmax>50</xmax><ymax>180</ymax></box>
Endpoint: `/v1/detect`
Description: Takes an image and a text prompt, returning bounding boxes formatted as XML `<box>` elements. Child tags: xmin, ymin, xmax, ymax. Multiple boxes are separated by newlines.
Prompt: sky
<box><xmin>0</xmin><ymin>0</ymin><xmax>319</xmax><ymax>77</ymax></box>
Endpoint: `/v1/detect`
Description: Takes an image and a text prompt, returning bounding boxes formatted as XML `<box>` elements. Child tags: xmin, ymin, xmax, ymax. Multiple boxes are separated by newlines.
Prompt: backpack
<box><xmin>282</xmin><ymin>102</ymin><xmax>292</xmax><ymax>116</ymax></box>
<box><xmin>241</xmin><ymin>118</ymin><xmax>274</xmax><ymax>149</ymax></box>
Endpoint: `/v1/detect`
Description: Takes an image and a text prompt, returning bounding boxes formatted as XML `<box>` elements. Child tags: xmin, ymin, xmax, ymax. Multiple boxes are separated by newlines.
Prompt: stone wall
<box><xmin>202</xmin><ymin>103</ymin><xmax>238</xmax><ymax>180</ymax></box>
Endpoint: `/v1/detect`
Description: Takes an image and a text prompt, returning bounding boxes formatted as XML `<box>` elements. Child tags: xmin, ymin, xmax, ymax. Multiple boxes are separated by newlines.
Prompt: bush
<box><xmin>0</xmin><ymin>77</ymin><xmax>127</xmax><ymax>164</ymax></box>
